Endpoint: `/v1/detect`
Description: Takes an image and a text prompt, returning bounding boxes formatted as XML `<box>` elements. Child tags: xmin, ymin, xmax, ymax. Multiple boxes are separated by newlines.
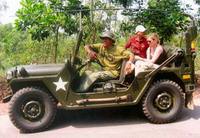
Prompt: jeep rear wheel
<box><xmin>142</xmin><ymin>80</ymin><xmax>183</xmax><ymax>124</ymax></box>
<box><xmin>9</xmin><ymin>87</ymin><xmax>57</xmax><ymax>133</ymax></box>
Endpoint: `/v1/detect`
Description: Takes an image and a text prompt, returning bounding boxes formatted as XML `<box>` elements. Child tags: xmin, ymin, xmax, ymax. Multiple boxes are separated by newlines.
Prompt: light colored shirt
<box><xmin>146</xmin><ymin>45</ymin><xmax>163</xmax><ymax>64</ymax></box>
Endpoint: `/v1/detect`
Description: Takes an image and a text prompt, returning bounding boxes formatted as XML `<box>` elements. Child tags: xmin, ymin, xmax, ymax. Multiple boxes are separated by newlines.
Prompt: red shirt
<box><xmin>125</xmin><ymin>35</ymin><xmax>149</xmax><ymax>58</ymax></box>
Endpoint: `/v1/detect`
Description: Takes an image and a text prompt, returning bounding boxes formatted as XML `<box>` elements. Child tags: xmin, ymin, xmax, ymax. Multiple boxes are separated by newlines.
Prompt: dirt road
<box><xmin>0</xmin><ymin>86</ymin><xmax>200</xmax><ymax>138</ymax></box>
<box><xmin>0</xmin><ymin>105</ymin><xmax>200</xmax><ymax>138</ymax></box>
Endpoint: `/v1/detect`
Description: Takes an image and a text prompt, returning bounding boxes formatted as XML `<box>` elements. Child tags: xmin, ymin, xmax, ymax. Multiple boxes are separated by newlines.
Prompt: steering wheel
<box><xmin>76</xmin><ymin>58</ymin><xmax>93</xmax><ymax>72</ymax></box>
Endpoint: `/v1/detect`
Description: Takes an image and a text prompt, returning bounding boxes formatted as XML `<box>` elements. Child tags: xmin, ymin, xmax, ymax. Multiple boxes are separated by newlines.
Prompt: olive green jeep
<box><xmin>5</xmin><ymin>16</ymin><xmax>197</xmax><ymax>133</ymax></box>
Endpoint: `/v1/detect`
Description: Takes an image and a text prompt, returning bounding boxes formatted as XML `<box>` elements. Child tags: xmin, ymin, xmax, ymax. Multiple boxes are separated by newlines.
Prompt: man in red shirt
<box><xmin>125</xmin><ymin>25</ymin><xmax>149</xmax><ymax>58</ymax></box>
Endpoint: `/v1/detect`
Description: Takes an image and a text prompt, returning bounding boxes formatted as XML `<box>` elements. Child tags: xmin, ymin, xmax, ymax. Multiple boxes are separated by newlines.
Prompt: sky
<box><xmin>0</xmin><ymin>0</ymin><xmax>199</xmax><ymax>24</ymax></box>
<box><xmin>0</xmin><ymin>0</ymin><xmax>21</xmax><ymax>24</ymax></box>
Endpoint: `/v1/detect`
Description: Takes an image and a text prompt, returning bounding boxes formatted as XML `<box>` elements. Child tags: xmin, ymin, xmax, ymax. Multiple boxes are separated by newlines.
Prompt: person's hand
<box><xmin>125</xmin><ymin>61</ymin><xmax>134</xmax><ymax>75</ymax></box>
<box><xmin>88</xmin><ymin>50</ymin><xmax>97</xmax><ymax>60</ymax></box>
<box><xmin>135</xmin><ymin>55</ymin><xmax>144</xmax><ymax>61</ymax></box>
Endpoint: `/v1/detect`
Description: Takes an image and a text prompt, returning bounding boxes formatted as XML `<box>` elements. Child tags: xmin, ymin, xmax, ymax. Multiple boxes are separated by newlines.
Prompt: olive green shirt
<box><xmin>90</xmin><ymin>43</ymin><xmax>132</xmax><ymax>77</ymax></box>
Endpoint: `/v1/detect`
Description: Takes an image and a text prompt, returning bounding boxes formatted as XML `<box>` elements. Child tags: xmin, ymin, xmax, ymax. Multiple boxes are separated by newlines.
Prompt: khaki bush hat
<box><xmin>100</xmin><ymin>31</ymin><xmax>115</xmax><ymax>42</ymax></box>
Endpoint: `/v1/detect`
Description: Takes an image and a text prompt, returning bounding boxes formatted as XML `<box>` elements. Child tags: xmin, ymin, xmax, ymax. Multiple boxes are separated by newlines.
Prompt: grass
<box><xmin>0</xmin><ymin>70</ymin><xmax>5</xmax><ymax>78</ymax></box>
<box><xmin>195</xmin><ymin>52</ymin><xmax>200</xmax><ymax>71</ymax></box>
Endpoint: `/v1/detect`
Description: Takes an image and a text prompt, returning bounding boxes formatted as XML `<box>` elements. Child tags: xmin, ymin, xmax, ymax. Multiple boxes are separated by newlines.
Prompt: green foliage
<box><xmin>195</xmin><ymin>34</ymin><xmax>200</xmax><ymax>71</ymax></box>
<box><xmin>0</xmin><ymin>24</ymin><xmax>27</xmax><ymax>67</ymax></box>
<box><xmin>195</xmin><ymin>0</ymin><xmax>200</xmax><ymax>4</ymax></box>
<box><xmin>195</xmin><ymin>53</ymin><xmax>200</xmax><ymax>71</ymax></box>
<box><xmin>0</xmin><ymin>24</ymin><xmax>77</xmax><ymax>76</ymax></box>
<box><xmin>194</xmin><ymin>0</ymin><xmax>200</xmax><ymax>29</ymax></box>
<box><xmin>16</xmin><ymin>0</ymin><xmax>81</xmax><ymax>40</ymax></box>
<box><xmin>81</xmin><ymin>0</ymin><xmax>113</xmax><ymax>44</ymax></box>
<box><xmin>111</xmin><ymin>0</ymin><xmax>136</xmax><ymax>8</ymax></box>
<box><xmin>121</xmin><ymin>0</ymin><xmax>188</xmax><ymax>42</ymax></box>
<box><xmin>165</xmin><ymin>34</ymin><xmax>183</xmax><ymax>47</ymax></box>
<box><xmin>15</xmin><ymin>0</ymin><xmax>83</xmax><ymax>62</ymax></box>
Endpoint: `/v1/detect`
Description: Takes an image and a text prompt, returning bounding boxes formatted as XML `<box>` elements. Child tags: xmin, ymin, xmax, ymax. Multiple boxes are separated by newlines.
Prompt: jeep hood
<box><xmin>8</xmin><ymin>64</ymin><xmax>64</xmax><ymax>78</ymax></box>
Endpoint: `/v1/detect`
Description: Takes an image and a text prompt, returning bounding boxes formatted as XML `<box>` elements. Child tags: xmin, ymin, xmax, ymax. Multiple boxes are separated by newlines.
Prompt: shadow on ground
<box><xmin>51</xmin><ymin>106</ymin><xmax>147</xmax><ymax>130</ymax></box>
<box><xmin>180</xmin><ymin>106</ymin><xmax>200</xmax><ymax>121</ymax></box>
<box><xmin>49</xmin><ymin>104</ymin><xmax>200</xmax><ymax>131</ymax></box>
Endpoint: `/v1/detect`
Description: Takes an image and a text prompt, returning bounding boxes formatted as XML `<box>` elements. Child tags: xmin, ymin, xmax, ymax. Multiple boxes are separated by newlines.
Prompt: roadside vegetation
<box><xmin>0</xmin><ymin>0</ymin><xmax>200</xmax><ymax>77</ymax></box>
<box><xmin>0</xmin><ymin>23</ymin><xmax>199</xmax><ymax>77</ymax></box>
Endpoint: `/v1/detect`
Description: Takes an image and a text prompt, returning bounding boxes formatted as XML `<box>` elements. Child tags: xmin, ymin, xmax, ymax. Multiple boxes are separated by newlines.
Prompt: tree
<box><xmin>195</xmin><ymin>0</ymin><xmax>200</xmax><ymax>4</ymax></box>
<box><xmin>81</xmin><ymin>0</ymin><xmax>115</xmax><ymax>44</ymax></box>
<box><xmin>194</xmin><ymin>0</ymin><xmax>200</xmax><ymax>27</ymax></box>
<box><xmin>111</xmin><ymin>0</ymin><xmax>136</xmax><ymax>8</ymax></box>
<box><xmin>15</xmin><ymin>0</ymin><xmax>82</xmax><ymax>63</ymax></box>
<box><xmin>0</xmin><ymin>24</ymin><xmax>31</xmax><ymax>69</ymax></box>
<box><xmin>121</xmin><ymin>0</ymin><xmax>188</xmax><ymax>43</ymax></box>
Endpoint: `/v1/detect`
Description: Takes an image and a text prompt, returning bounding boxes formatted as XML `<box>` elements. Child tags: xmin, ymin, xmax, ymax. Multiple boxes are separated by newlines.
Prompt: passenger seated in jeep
<box><xmin>134</xmin><ymin>33</ymin><xmax>167</xmax><ymax>75</ymax></box>
<box><xmin>84</xmin><ymin>31</ymin><xmax>134</xmax><ymax>81</ymax></box>
<box><xmin>125</xmin><ymin>25</ymin><xmax>149</xmax><ymax>58</ymax></box>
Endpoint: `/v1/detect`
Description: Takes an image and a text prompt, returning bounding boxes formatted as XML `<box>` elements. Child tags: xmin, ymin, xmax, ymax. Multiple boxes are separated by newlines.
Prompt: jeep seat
<box><xmin>108</xmin><ymin>60</ymin><xmax>127</xmax><ymax>84</ymax></box>
<box><xmin>163</xmin><ymin>46</ymin><xmax>183</xmax><ymax>67</ymax></box>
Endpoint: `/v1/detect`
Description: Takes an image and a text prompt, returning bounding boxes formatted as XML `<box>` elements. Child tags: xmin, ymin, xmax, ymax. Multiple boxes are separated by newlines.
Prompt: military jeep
<box><xmin>5</xmin><ymin>16</ymin><xmax>197</xmax><ymax>133</ymax></box>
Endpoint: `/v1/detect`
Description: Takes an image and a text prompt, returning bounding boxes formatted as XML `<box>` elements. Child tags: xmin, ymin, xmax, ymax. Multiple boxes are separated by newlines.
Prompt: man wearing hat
<box><xmin>125</xmin><ymin>25</ymin><xmax>149</xmax><ymax>58</ymax></box>
<box><xmin>84</xmin><ymin>31</ymin><xmax>134</xmax><ymax>81</ymax></box>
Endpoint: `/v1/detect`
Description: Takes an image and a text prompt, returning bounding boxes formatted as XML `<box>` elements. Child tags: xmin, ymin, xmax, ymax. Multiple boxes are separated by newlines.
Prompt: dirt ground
<box><xmin>0</xmin><ymin>102</ymin><xmax>8</xmax><ymax>115</ymax></box>
<box><xmin>0</xmin><ymin>77</ymin><xmax>11</xmax><ymax>102</ymax></box>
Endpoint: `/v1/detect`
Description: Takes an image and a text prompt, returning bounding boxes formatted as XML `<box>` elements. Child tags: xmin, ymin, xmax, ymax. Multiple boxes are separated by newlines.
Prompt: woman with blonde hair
<box><xmin>136</xmin><ymin>33</ymin><xmax>167</xmax><ymax>64</ymax></box>
<box><xmin>131</xmin><ymin>33</ymin><xmax>167</xmax><ymax>75</ymax></box>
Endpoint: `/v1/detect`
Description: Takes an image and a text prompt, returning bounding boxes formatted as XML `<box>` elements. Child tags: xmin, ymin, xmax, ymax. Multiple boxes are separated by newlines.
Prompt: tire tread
<box><xmin>142</xmin><ymin>80</ymin><xmax>183</xmax><ymax>124</ymax></box>
<box><xmin>9</xmin><ymin>87</ymin><xmax>57</xmax><ymax>133</ymax></box>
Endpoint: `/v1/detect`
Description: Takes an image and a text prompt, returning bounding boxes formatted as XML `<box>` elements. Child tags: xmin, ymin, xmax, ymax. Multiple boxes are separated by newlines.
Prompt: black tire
<box><xmin>142</xmin><ymin>80</ymin><xmax>183</xmax><ymax>124</ymax></box>
<box><xmin>9</xmin><ymin>87</ymin><xmax>57</xmax><ymax>133</ymax></box>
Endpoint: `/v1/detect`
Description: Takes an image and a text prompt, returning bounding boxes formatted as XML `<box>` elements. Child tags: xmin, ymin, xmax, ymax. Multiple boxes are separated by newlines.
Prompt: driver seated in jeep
<box><xmin>81</xmin><ymin>31</ymin><xmax>134</xmax><ymax>91</ymax></box>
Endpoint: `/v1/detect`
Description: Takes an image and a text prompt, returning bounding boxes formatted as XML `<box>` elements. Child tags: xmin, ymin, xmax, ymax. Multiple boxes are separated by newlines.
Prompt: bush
<box><xmin>195</xmin><ymin>51</ymin><xmax>200</xmax><ymax>71</ymax></box>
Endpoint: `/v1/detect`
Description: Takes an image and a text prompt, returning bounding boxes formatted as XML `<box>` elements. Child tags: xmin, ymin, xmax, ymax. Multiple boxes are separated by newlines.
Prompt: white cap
<box><xmin>135</xmin><ymin>25</ymin><xmax>146</xmax><ymax>33</ymax></box>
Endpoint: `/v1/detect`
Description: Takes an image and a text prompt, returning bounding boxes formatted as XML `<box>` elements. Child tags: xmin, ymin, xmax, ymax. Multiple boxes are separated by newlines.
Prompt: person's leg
<box><xmin>77</xmin><ymin>71</ymin><xmax>116</xmax><ymax>92</ymax></box>
<box><xmin>135</xmin><ymin>60</ymin><xmax>146</xmax><ymax>76</ymax></box>
<box><xmin>91</xmin><ymin>71</ymin><xmax>116</xmax><ymax>81</ymax></box>
<box><xmin>135</xmin><ymin>60</ymin><xmax>159</xmax><ymax>76</ymax></box>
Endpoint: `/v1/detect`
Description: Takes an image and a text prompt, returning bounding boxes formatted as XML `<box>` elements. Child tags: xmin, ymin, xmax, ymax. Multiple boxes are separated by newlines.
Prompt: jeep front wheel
<box><xmin>9</xmin><ymin>87</ymin><xmax>57</xmax><ymax>133</ymax></box>
<box><xmin>142</xmin><ymin>80</ymin><xmax>183</xmax><ymax>124</ymax></box>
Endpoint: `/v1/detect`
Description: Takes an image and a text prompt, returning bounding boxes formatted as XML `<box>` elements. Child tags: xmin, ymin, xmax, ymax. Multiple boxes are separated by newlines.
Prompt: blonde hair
<box><xmin>148</xmin><ymin>33</ymin><xmax>160</xmax><ymax>44</ymax></box>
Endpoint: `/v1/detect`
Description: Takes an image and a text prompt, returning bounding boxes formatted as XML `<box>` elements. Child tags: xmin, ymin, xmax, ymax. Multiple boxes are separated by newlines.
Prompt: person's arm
<box><xmin>118</xmin><ymin>47</ymin><xmax>135</xmax><ymax>75</ymax></box>
<box><xmin>128</xmin><ymin>53</ymin><xmax>134</xmax><ymax>62</ymax></box>
<box><xmin>84</xmin><ymin>45</ymin><xmax>97</xmax><ymax>60</ymax></box>
<box><xmin>146</xmin><ymin>48</ymin><xmax>151</xmax><ymax>60</ymax></box>
<box><xmin>124</xmin><ymin>53</ymin><xmax>135</xmax><ymax>75</ymax></box>
<box><xmin>135</xmin><ymin>55</ymin><xmax>146</xmax><ymax>61</ymax></box>
<box><xmin>125</xmin><ymin>38</ymin><xmax>132</xmax><ymax>49</ymax></box>
<box><xmin>149</xmin><ymin>45</ymin><xmax>163</xmax><ymax>63</ymax></box>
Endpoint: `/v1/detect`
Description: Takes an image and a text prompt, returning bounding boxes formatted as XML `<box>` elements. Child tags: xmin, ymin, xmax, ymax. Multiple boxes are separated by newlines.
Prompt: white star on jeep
<box><xmin>53</xmin><ymin>77</ymin><xmax>68</xmax><ymax>91</ymax></box>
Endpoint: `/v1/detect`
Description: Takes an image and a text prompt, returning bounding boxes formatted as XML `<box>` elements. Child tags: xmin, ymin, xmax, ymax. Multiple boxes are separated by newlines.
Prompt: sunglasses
<box><xmin>148</xmin><ymin>38</ymin><xmax>156</xmax><ymax>43</ymax></box>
